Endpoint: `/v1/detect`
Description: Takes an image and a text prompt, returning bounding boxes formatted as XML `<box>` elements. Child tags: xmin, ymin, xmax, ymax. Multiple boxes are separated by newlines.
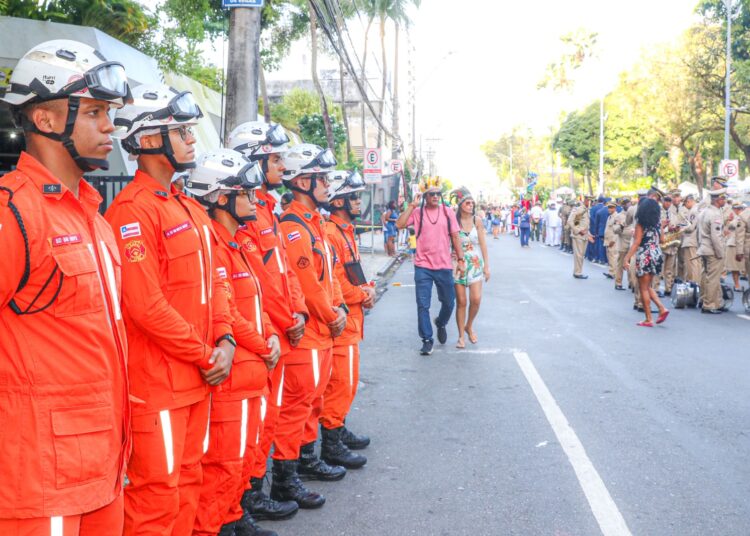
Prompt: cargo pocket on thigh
<box><xmin>51</xmin><ymin>405</ymin><xmax>116</xmax><ymax>489</ymax></box>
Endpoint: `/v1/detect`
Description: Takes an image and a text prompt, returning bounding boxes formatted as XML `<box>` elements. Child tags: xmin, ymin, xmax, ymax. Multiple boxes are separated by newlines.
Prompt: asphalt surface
<box><xmin>267</xmin><ymin>234</ymin><xmax>750</xmax><ymax>536</ymax></box>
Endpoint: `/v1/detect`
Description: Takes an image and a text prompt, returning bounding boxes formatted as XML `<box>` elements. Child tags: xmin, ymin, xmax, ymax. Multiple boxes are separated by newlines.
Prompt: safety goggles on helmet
<box><xmin>218</xmin><ymin>161</ymin><xmax>265</xmax><ymax>191</ymax></box>
<box><xmin>331</xmin><ymin>170</ymin><xmax>365</xmax><ymax>193</ymax></box>
<box><xmin>302</xmin><ymin>148</ymin><xmax>337</xmax><ymax>170</ymax></box>
<box><xmin>60</xmin><ymin>61</ymin><xmax>130</xmax><ymax>102</ymax></box>
<box><xmin>125</xmin><ymin>90</ymin><xmax>202</xmax><ymax>127</ymax></box>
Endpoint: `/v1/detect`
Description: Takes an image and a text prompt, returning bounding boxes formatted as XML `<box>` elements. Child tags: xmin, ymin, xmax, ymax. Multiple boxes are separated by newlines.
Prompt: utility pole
<box><xmin>224</xmin><ymin>6</ymin><xmax>262</xmax><ymax>144</ymax></box>
<box><xmin>391</xmin><ymin>22</ymin><xmax>400</xmax><ymax>160</ymax></box>
<box><xmin>724</xmin><ymin>0</ymin><xmax>734</xmax><ymax>161</ymax></box>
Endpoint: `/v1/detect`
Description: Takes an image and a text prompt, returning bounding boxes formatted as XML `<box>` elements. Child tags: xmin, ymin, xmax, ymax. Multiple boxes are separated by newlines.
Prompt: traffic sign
<box><xmin>720</xmin><ymin>159</ymin><xmax>740</xmax><ymax>181</ymax></box>
<box><xmin>389</xmin><ymin>159</ymin><xmax>403</xmax><ymax>174</ymax></box>
<box><xmin>363</xmin><ymin>147</ymin><xmax>382</xmax><ymax>183</ymax></box>
<box><xmin>222</xmin><ymin>0</ymin><xmax>264</xmax><ymax>7</ymax></box>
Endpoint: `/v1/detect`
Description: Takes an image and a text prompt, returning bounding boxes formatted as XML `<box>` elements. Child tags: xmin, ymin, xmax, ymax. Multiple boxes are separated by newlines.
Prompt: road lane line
<box><xmin>513</xmin><ymin>350</ymin><xmax>632</xmax><ymax>536</ymax></box>
<box><xmin>737</xmin><ymin>314</ymin><xmax>750</xmax><ymax>321</ymax></box>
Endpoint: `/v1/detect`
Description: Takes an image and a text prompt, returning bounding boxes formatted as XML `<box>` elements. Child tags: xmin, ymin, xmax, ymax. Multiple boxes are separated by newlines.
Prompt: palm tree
<box><xmin>308</xmin><ymin>0</ymin><xmax>335</xmax><ymax>149</ymax></box>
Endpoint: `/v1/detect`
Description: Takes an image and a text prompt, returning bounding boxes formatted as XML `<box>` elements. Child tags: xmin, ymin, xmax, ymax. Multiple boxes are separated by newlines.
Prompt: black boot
<box><xmin>234</xmin><ymin>510</ymin><xmax>278</xmax><ymax>536</ymax></box>
<box><xmin>341</xmin><ymin>425</ymin><xmax>370</xmax><ymax>450</ymax></box>
<box><xmin>298</xmin><ymin>442</ymin><xmax>347</xmax><ymax>481</ymax></box>
<box><xmin>219</xmin><ymin>521</ymin><xmax>237</xmax><ymax>536</ymax></box>
<box><xmin>321</xmin><ymin>426</ymin><xmax>367</xmax><ymax>469</ymax></box>
<box><xmin>241</xmin><ymin>477</ymin><xmax>298</xmax><ymax>521</ymax></box>
<box><xmin>270</xmin><ymin>459</ymin><xmax>326</xmax><ymax>509</ymax></box>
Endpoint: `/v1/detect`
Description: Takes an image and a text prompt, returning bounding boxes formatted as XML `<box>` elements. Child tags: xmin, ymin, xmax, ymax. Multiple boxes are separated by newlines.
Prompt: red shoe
<box><xmin>636</xmin><ymin>321</ymin><xmax>654</xmax><ymax>327</ymax></box>
<box><xmin>656</xmin><ymin>310</ymin><xmax>670</xmax><ymax>324</ymax></box>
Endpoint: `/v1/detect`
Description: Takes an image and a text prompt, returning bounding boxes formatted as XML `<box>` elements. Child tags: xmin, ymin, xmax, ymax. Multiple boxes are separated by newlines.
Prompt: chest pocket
<box><xmin>163</xmin><ymin>229</ymin><xmax>201</xmax><ymax>290</ymax></box>
<box><xmin>52</xmin><ymin>246</ymin><xmax>104</xmax><ymax>318</ymax></box>
<box><xmin>257</xmin><ymin>222</ymin><xmax>277</xmax><ymax>252</ymax></box>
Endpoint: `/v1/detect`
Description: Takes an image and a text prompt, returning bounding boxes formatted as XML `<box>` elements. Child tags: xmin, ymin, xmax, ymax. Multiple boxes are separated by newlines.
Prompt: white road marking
<box><xmin>455</xmin><ymin>349</ymin><xmax>504</xmax><ymax>355</ymax></box>
<box><xmin>737</xmin><ymin>314</ymin><xmax>750</xmax><ymax>321</ymax></box>
<box><xmin>513</xmin><ymin>350</ymin><xmax>632</xmax><ymax>536</ymax></box>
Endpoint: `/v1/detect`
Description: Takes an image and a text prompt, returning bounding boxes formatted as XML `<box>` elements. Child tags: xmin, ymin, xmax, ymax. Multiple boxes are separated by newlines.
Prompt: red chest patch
<box><xmin>164</xmin><ymin>221</ymin><xmax>192</xmax><ymax>239</ymax></box>
<box><xmin>51</xmin><ymin>234</ymin><xmax>82</xmax><ymax>247</ymax></box>
<box><xmin>232</xmin><ymin>272</ymin><xmax>251</xmax><ymax>280</ymax></box>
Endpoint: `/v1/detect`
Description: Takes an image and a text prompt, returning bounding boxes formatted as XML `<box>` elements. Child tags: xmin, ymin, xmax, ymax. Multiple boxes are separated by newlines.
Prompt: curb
<box><xmin>371</xmin><ymin>253</ymin><xmax>406</xmax><ymax>305</ymax></box>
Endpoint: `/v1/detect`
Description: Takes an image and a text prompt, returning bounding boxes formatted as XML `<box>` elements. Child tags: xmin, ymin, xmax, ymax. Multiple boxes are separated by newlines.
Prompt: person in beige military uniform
<box><xmin>560</xmin><ymin>200</ymin><xmax>573</xmax><ymax>253</ymax></box>
<box><xmin>678</xmin><ymin>194</ymin><xmax>701</xmax><ymax>283</ymax></box>
<box><xmin>663</xmin><ymin>189</ymin><xmax>685</xmax><ymax>291</ymax></box>
<box><xmin>725</xmin><ymin>200</ymin><xmax>746</xmax><ymax>291</ymax></box>
<box><xmin>697</xmin><ymin>189</ymin><xmax>728</xmax><ymax>313</ymax></box>
<box><xmin>568</xmin><ymin>197</ymin><xmax>593</xmax><ymax>278</ymax></box>
<box><xmin>612</xmin><ymin>197</ymin><xmax>632</xmax><ymax>291</ymax></box>
<box><xmin>603</xmin><ymin>201</ymin><xmax>618</xmax><ymax>280</ymax></box>
<box><xmin>740</xmin><ymin>201</ymin><xmax>750</xmax><ymax>280</ymax></box>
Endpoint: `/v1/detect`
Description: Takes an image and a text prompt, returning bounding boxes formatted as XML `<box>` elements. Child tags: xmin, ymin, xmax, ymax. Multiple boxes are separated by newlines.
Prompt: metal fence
<box><xmin>87</xmin><ymin>175</ymin><xmax>134</xmax><ymax>214</ymax></box>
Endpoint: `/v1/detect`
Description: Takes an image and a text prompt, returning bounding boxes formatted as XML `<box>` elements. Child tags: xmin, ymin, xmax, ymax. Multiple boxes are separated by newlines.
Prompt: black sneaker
<box><xmin>435</xmin><ymin>319</ymin><xmax>447</xmax><ymax>344</ymax></box>
<box><xmin>420</xmin><ymin>339</ymin><xmax>433</xmax><ymax>355</ymax></box>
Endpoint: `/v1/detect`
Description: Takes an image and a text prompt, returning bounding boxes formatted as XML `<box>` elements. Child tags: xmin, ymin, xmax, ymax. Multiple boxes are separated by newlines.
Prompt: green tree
<box><xmin>298</xmin><ymin>113</ymin><xmax>348</xmax><ymax>160</ymax></box>
<box><xmin>553</xmin><ymin>103</ymin><xmax>600</xmax><ymax>195</ymax></box>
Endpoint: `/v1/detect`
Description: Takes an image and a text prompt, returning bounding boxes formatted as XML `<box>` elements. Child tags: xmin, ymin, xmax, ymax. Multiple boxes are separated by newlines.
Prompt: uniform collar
<box><xmin>329</xmin><ymin>214</ymin><xmax>352</xmax><ymax>229</ymax></box>
<box><xmin>16</xmin><ymin>151</ymin><xmax>102</xmax><ymax>215</ymax></box>
<box><xmin>211</xmin><ymin>219</ymin><xmax>240</xmax><ymax>250</ymax></box>
<box><xmin>256</xmin><ymin>189</ymin><xmax>277</xmax><ymax>212</ymax></box>
<box><xmin>133</xmin><ymin>169</ymin><xmax>173</xmax><ymax>200</ymax></box>
<box><xmin>287</xmin><ymin>199</ymin><xmax>322</xmax><ymax>224</ymax></box>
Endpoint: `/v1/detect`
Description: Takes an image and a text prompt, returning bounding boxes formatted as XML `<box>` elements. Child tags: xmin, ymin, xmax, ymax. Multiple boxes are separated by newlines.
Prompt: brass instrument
<box><xmin>660</xmin><ymin>224</ymin><xmax>684</xmax><ymax>249</ymax></box>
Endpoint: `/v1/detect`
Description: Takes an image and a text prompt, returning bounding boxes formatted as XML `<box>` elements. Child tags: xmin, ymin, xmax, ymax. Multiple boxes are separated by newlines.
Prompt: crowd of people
<box><xmin>486</xmin><ymin>181</ymin><xmax>750</xmax><ymax>326</ymax></box>
<box><xmin>0</xmin><ymin>39</ymin><xmax>379</xmax><ymax>536</ymax></box>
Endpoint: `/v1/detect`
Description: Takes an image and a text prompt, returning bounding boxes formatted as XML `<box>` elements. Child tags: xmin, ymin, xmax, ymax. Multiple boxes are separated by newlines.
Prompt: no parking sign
<box><xmin>363</xmin><ymin>148</ymin><xmax>382</xmax><ymax>183</ymax></box>
<box><xmin>720</xmin><ymin>159</ymin><xmax>739</xmax><ymax>181</ymax></box>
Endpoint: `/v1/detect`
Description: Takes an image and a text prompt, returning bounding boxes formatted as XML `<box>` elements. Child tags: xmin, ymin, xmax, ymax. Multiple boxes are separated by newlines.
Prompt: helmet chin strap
<box><xmin>132</xmin><ymin>126</ymin><xmax>195</xmax><ymax>171</ymax></box>
<box><xmin>223</xmin><ymin>194</ymin><xmax>254</xmax><ymax>225</ymax></box>
<box><xmin>18</xmin><ymin>97</ymin><xmax>109</xmax><ymax>172</ymax></box>
<box><xmin>254</xmin><ymin>156</ymin><xmax>282</xmax><ymax>190</ymax></box>
<box><xmin>289</xmin><ymin>176</ymin><xmax>326</xmax><ymax>208</ymax></box>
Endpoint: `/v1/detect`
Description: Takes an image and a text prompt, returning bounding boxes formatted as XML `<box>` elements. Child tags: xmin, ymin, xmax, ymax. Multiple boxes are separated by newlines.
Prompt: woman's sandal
<box><xmin>465</xmin><ymin>326</ymin><xmax>478</xmax><ymax>344</ymax></box>
<box><xmin>656</xmin><ymin>310</ymin><xmax>670</xmax><ymax>324</ymax></box>
<box><xmin>456</xmin><ymin>338</ymin><xmax>465</xmax><ymax>349</ymax></box>
<box><xmin>636</xmin><ymin>321</ymin><xmax>654</xmax><ymax>327</ymax></box>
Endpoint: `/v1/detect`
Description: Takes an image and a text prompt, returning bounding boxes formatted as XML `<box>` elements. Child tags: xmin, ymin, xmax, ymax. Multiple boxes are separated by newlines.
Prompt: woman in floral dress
<box><xmin>624</xmin><ymin>192</ymin><xmax>669</xmax><ymax>327</ymax></box>
<box><xmin>452</xmin><ymin>188</ymin><xmax>491</xmax><ymax>348</ymax></box>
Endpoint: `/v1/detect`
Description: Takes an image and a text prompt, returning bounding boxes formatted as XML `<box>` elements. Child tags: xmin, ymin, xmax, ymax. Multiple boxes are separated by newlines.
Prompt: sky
<box><xmin>407</xmin><ymin>0</ymin><xmax>700</xmax><ymax>195</ymax></box>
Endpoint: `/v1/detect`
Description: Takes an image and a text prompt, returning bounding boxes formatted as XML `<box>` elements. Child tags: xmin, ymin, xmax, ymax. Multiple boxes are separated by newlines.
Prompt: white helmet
<box><xmin>2</xmin><ymin>39</ymin><xmax>132</xmax><ymax>171</ymax></box>
<box><xmin>113</xmin><ymin>84</ymin><xmax>202</xmax><ymax>170</ymax></box>
<box><xmin>227</xmin><ymin>121</ymin><xmax>290</xmax><ymax>159</ymax></box>
<box><xmin>281</xmin><ymin>144</ymin><xmax>337</xmax><ymax>181</ymax></box>
<box><xmin>327</xmin><ymin>170</ymin><xmax>366</xmax><ymax>202</ymax></box>
<box><xmin>185</xmin><ymin>148</ymin><xmax>264</xmax><ymax>200</ymax></box>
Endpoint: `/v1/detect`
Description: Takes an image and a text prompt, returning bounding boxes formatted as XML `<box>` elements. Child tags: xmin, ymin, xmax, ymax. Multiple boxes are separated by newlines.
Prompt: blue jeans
<box><xmin>520</xmin><ymin>227</ymin><xmax>530</xmax><ymax>246</ymax></box>
<box><xmin>414</xmin><ymin>266</ymin><xmax>455</xmax><ymax>342</ymax></box>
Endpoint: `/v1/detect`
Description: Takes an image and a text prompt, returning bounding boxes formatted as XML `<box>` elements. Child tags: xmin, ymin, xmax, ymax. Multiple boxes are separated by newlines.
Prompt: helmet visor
<box><xmin>169</xmin><ymin>91</ymin><xmax>203</xmax><ymax>121</ymax></box>
<box><xmin>303</xmin><ymin>148</ymin><xmax>337</xmax><ymax>170</ymax></box>
<box><xmin>266</xmin><ymin>123</ymin><xmax>290</xmax><ymax>146</ymax></box>
<box><xmin>220</xmin><ymin>161</ymin><xmax>265</xmax><ymax>191</ymax></box>
<box><xmin>84</xmin><ymin>62</ymin><xmax>130</xmax><ymax>100</ymax></box>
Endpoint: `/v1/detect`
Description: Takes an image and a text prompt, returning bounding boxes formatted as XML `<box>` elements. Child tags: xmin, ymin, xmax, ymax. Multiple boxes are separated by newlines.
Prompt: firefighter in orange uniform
<box><xmin>187</xmin><ymin>150</ymin><xmax>279</xmax><ymax>536</ymax></box>
<box><xmin>320</xmin><ymin>170</ymin><xmax>376</xmax><ymax>468</ymax></box>
<box><xmin>105</xmin><ymin>84</ymin><xmax>235</xmax><ymax>536</ymax></box>
<box><xmin>266</xmin><ymin>144</ymin><xmax>347</xmax><ymax>508</ymax></box>
<box><xmin>0</xmin><ymin>40</ymin><xmax>132</xmax><ymax>534</ymax></box>
<box><xmin>227</xmin><ymin>122</ymin><xmax>306</xmax><ymax>520</ymax></box>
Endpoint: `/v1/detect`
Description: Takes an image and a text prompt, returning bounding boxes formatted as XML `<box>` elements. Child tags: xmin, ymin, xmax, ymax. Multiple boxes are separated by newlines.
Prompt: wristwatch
<box><xmin>215</xmin><ymin>333</ymin><xmax>237</xmax><ymax>347</ymax></box>
<box><xmin>338</xmin><ymin>303</ymin><xmax>350</xmax><ymax>314</ymax></box>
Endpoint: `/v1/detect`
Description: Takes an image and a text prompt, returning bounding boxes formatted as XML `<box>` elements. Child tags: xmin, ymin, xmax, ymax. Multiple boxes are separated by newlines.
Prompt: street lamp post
<box><xmin>599</xmin><ymin>95</ymin><xmax>605</xmax><ymax>194</ymax></box>
<box><xmin>724</xmin><ymin>0</ymin><xmax>734</xmax><ymax>161</ymax></box>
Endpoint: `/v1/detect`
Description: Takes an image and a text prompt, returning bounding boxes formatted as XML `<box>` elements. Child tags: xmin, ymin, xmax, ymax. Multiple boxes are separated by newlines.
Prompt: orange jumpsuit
<box><xmin>105</xmin><ymin>170</ymin><xmax>233</xmax><ymax>536</ymax></box>
<box><xmin>276</xmin><ymin>200</ymin><xmax>343</xmax><ymax>460</ymax></box>
<box><xmin>193</xmin><ymin>221</ymin><xmax>275</xmax><ymax>535</ymax></box>
<box><xmin>236</xmin><ymin>189</ymin><xmax>308</xmax><ymax>479</ymax></box>
<box><xmin>321</xmin><ymin>216</ymin><xmax>369</xmax><ymax>430</ymax></box>
<box><xmin>0</xmin><ymin>152</ymin><xmax>130</xmax><ymax>534</ymax></box>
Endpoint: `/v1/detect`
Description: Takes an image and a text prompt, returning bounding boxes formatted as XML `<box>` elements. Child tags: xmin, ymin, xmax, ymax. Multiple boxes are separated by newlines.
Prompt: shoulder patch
<box><xmin>124</xmin><ymin>240</ymin><xmax>146</xmax><ymax>263</ymax></box>
<box><xmin>287</xmin><ymin>231</ymin><xmax>301</xmax><ymax>243</ymax></box>
<box><xmin>217</xmin><ymin>266</ymin><xmax>228</xmax><ymax>279</ymax></box>
<box><xmin>120</xmin><ymin>222</ymin><xmax>142</xmax><ymax>239</ymax></box>
<box><xmin>297</xmin><ymin>256</ymin><xmax>310</xmax><ymax>269</ymax></box>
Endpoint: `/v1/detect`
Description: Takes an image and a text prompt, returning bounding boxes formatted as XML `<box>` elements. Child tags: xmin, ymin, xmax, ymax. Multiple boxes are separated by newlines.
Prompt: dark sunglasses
<box><xmin>426</xmin><ymin>192</ymin><xmax>441</xmax><ymax>198</ymax></box>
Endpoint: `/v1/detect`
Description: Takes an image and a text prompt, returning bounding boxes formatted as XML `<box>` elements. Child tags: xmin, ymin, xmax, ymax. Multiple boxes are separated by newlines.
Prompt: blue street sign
<box><xmin>222</xmin><ymin>0</ymin><xmax>264</xmax><ymax>7</ymax></box>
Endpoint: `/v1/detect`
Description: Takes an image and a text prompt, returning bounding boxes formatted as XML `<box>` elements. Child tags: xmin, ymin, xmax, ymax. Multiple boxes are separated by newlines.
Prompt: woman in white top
<box><xmin>452</xmin><ymin>188</ymin><xmax>490</xmax><ymax>348</ymax></box>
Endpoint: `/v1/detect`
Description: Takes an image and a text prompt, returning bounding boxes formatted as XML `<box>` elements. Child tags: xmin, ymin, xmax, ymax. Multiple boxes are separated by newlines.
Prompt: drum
<box><xmin>671</xmin><ymin>282</ymin><xmax>692</xmax><ymax>309</ymax></box>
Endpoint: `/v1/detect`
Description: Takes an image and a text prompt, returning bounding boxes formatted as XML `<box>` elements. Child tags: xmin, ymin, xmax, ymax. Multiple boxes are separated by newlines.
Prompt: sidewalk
<box><xmin>355</xmin><ymin>229</ymin><xmax>398</xmax><ymax>281</ymax></box>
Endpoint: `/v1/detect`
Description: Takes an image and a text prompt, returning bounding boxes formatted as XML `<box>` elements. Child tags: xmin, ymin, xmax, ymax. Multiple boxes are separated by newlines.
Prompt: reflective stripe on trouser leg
<box><xmin>312</xmin><ymin>349</ymin><xmax>320</xmax><ymax>388</ymax></box>
<box><xmin>240</xmin><ymin>399</ymin><xmax>249</xmax><ymax>459</ymax></box>
<box><xmin>349</xmin><ymin>345</ymin><xmax>354</xmax><ymax>394</ymax></box>
<box><xmin>51</xmin><ymin>516</ymin><xmax>63</xmax><ymax>536</ymax></box>
<box><xmin>159</xmin><ymin>410</ymin><xmax>174</xmax><ymax>474</ymax></box>
<box><xmin>203</xmin><ymin>394</ymin><xmax>212</xmax><ymax>454</ymax></box>
<box><xmin>276</xmin><ymin>366</ymin><xmax>285</xmax><ymax>407</ymax></box>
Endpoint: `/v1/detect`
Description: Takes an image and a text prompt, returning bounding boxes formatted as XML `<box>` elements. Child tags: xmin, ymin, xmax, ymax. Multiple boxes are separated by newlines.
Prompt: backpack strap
<box><xmin>280</xmin><ymin>213</ymin><xmax>325</xmax><ymax>281</ymax></box>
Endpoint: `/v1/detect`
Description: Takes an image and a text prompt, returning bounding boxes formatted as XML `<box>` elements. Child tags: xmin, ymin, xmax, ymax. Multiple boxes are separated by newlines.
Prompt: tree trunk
<box><xmin>377</xmin><ymin>13</ymin><xmax>387</xmax><ymax>148</ymax></box>
<box><xmin>391</xmin><ymin>22</ymin><xmax>400</xmax><ymax>160</ymax></box>
<box><xmin>339</xmin><ymin>57</ymin><xmax>351</xmax><ymax>159</ymax></box>
<box><xmin>309</xmin><ymin>2</ymin><xmax>335</xmax><ymax>149</ymax></box>
<box><xmin>729</xmin><ymin>123</ymin><xmax>750</xmax><ymax>174</ymax></box>
<box><xmin>259</xmin><ymin>61</ymin><xmax>271</xmax><ymax>123</ymax></box>
<box><xmin>224</xmin><ymin>7</ymin><xmax>261</xmax><ymax>143</ymax></box>
<box><xmin>361</xmin><ymin>17</ymin><xmax>373</xmax><ymax>152</ymax></box>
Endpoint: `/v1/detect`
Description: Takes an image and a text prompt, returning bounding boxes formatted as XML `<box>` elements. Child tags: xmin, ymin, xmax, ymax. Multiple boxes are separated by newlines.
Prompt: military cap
<box><xmin>606</xmin><ymin>201</ymin><xmax>616</xmax><ymax>208</ymax></box>
<box><xmin>637</xmin><ymin>189</ymin><xmax>648</xmax><ymax>197</ymax></box>
<box><xmin>669</xmin><ymin>189</ymin><xmax>681</xmax><ymax>197</ymax></box>
<box><xmin>709</xmin><ymin>188</ymin><xmax>727</xmax><ymax>197</ymax></box>
<box><xmin>648</xmin><ymin>187</ymin><xmax>665</xmax><ymax>199</ymax></box>
<box><xmin>711</xmin><ymin>176</ymin><xmax>728</xmax><ymax>187</ymax></box>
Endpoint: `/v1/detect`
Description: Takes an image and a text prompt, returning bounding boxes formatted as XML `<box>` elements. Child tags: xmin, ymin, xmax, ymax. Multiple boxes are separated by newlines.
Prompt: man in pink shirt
<box><xmin>397</xmin><ymin>183</ymin><xmax>465</xmax><ymax>355</ymax></box>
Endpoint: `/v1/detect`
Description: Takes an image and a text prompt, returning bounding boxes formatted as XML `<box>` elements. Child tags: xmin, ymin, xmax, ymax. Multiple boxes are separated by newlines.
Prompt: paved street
<box><xmin>270</xmin><ymin>234</ymin><xmax>750</xmax><ymax>536</ymax></box>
